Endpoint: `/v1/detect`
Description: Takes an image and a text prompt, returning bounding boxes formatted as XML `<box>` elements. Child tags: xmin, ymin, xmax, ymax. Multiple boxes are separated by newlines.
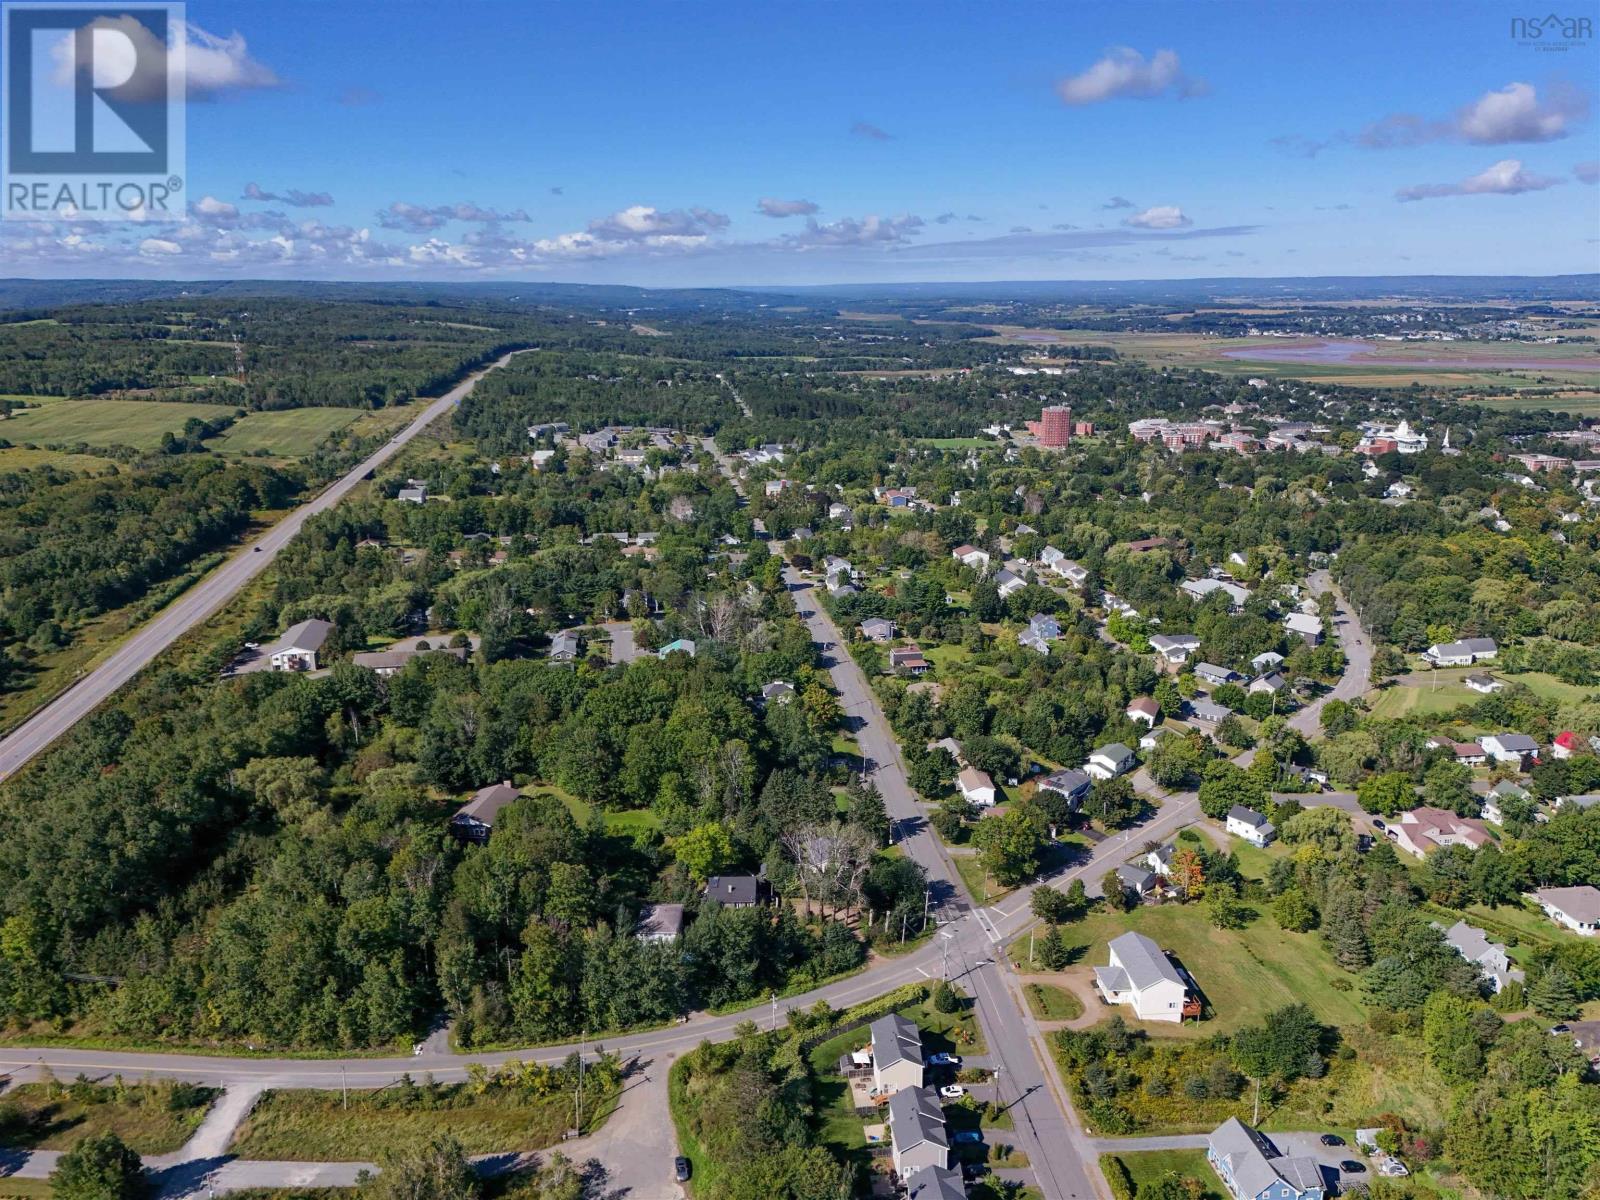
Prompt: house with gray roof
<box><xmin>1424</xmin><ymin>636</ymin><xmax>1498</xmax><ymax>666</ymax></box>
<box><xmin>1039</xmin><ymin>768</ymin><xmax>1091</xmax><ymax>806</ymax></box>
<box><xmin>1188</xmin><ymin>697</ymin><xmax>1233</xmax><ymax>726</ymax></box>
<box><xmin>1150</xmin><ymin>632</ymin><xmax>1201</xmax><ymax>666</ymax></box>
<box><xmin>1086</xmin><ymin>742</ymin><xmax>1135</xmax><ymax>781</ymax></box>
<box><xmin>637</xmin><ymin>902</ymin><xmax>685</xmax><ymax>943</ymax></box>
<box><xmin>869</xmin><ymin>1013</ymin><xmax>924</xmax><ymax>1094</ymax></box>
<box><xmin>1094</xmin><ymin>931</ymin><xmax>1188</xmax><ymax>1023</ymax></box>
<box><xmin>1440</xmin><ymin>920</ymin><xmax>1524</xmax><ymax>994</ymax></box>
<box><xmin>264</xmin><ymin>618</ymin><xmax>334</xmax><ymax>672</ymax></box>
<box><xmin>1226</xmin><ymin>805</ymin><xmax>1276</xmax><ymax>848</ymax></box>
<box><xmin>1207</xmin><ymin>1118</ymin><xmax>1326</xmax><ymax>1200</ymax></box>
<box><xmin>1533</xmin><ymin>885</ymin><xmax>1600</xmax><ymax>937</ymax></box>
<box><xmin>704</xmin><ymin>874</ymin><xmax>762</xmax><ymax>908</ymax></box>
<box><xmin>887</xmin><ymin>1086</ymin><xmax>950</xmax><ymax>1177</ymax></box>
<box><xmin>903</xmin><ymin>1164</ymin><xmax>966</xmax><ymax>1200</ymax></box>
<box><xmin>450</xmin><ymin>781</ymin><xmax>521</xmax><ymax>843</ymax></box>
<box><xmin>1195</xmin><ymin>662</ymin><xmax>1241</xmax><ymax>687</ymax></box>
<box><xmin>860</xmin><ymin>617</ymin><xmax>896</xmax><ymax>643</ymax></box>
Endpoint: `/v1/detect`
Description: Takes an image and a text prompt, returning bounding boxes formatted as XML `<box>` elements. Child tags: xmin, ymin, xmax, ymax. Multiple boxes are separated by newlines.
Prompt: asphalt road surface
<box><xmin>0</xmin><ymin>350</ymin><xmax>530</xmax><ymax>783</ymax></box>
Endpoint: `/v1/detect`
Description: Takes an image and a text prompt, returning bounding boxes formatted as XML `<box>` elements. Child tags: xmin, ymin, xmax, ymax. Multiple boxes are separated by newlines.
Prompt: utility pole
<box><xmin>923</xmin><ymin>887</ymin><xmax>931</xmax><ymax>930</ymax></box>
<box><xmin>576</xmin><ymin>1030</ymin><xmax>585</xmax><ymax>1132</ymax></box>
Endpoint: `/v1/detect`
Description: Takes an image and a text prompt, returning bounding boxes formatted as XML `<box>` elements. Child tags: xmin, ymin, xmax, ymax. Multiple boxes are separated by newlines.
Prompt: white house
<box><xmin>637</xmin><ymin>902</ymin><xmax>685</xmax><ymax>943</ymax></box>
<box><xmin>1194</xmin><ymin>662</ymin><xmax>1240</xmax><ymax>688</ymax></box>
<box><xmin>1464</xmin><ymin>673</ymin><xmax>1503</xmax><ymax>695</ymax></box>
<box><xmin>1283</xmin><ymin>612</ymin><xmax>1323</xmax><ymax>645</ymax></box>
<box><xmin>1086</xmin><ymin>742</ymin><xmax>1135</xmax><ymax>781</ymax></box>
<box><xmin>957</xmin><ymin>766</ymin><xmax>997</xmax><ymax>807</ymax></box>
<box><xmin>1094</xmin><ymin>931</ymin><xmax>1189</xmax><ymax>1023</ymax></box>
<box><xmin>1150</xmin><ymin>633</ymin><xmax>1202</xmax><ymax>666</ymax></box>
<box><xmin>951</xmin><ymin>544</ymin><xmax>991</xmax><ymax>570</ymax></box>
<box><xmin>1126</xmin><ymin>697</ymin><xmax>1160</xmax><ymax>726</ymax></box>
<box><xmin>1533</xmin><ymin>885</ymin><xmax>1600</xmax><ymax>937</ymax></box>
<box><xmin>1225</xmin><ymin>805</ymin><xmax>1276</xmax><ymax>848</ymax></box>
<box><xmin>1480</xmin><ymin>732</ymin><xmax>1538</xmax><ymax>767</ymax></box>
<box><xmin>1181</xmin><ymin>578</ymin><xmax>1251</xmax><ymax>610</ymax></box>
<box><xmin>1393</xmin><ymin>807</ymin><xmax>1492</xmax><ymax>858</ymax></box>
<box><xmin>994</xmin><ymin>568</ymin><xmax>1026</xmax><ymax>598</ymax></box>
<box><xmin>265</xmin><ymin>618</ymin><xmax>334</xmax><ymax>672</ymax></box>
<box><xmin>1440</xmin><ymin>920</ymin><xmax>1524</xmax><ymax>994</ymax></box>
<box><xmin>1424</xmin><ymin>637</ymin><xmax>1498</xmax><ymax>666</ymax></box>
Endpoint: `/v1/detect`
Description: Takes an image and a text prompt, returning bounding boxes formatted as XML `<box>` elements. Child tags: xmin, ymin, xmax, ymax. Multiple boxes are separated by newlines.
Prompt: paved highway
<box><xmin>0</xmin><ymin>350</ymin><xmax>530</xmax><ymax>783</ymax></box>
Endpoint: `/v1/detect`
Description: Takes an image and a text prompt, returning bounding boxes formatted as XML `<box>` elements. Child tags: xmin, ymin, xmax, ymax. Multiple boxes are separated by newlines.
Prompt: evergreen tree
<box><xmin>1529</xmin><ymin>966</ymin><xmax>1580</xmax><ymax>1020</ymax></box>
<box><xmin>1322</xmin><ymin>887</ymin><xmax>1370</xmax><ymax>970</ymax></box>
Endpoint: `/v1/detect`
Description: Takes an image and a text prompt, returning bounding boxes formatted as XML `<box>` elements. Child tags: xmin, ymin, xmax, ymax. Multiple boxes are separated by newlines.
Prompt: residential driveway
<box><xmin>551</xmin><ymin>1054</ymin><xmax>684</xmax><ymax>1200</ymax></box>
<box><xmin>601</xmin><ymin>620</ymin><xmax>642</xmax><ymax>665</ymax></box>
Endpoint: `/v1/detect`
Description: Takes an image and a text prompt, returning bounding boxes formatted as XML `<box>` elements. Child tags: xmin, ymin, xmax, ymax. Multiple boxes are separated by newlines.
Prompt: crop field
<box><xmin>0</xmin><ymin>445</ymin><xmax>118</xmax><ymax>473</ymax></box>
<box><xmin>969</xmin><ymin>325</ymin><xmax>1600</xmax><ymax>391</ymax></box>
<box><xmin>2</xmin><ymin>399</ymin><xmax>235</xmax><ymax>449</ymax></box>
<box><xmin>208</xmin><ymin>407</ymin><xmax>362</xmax><ymax>455</ymax></box>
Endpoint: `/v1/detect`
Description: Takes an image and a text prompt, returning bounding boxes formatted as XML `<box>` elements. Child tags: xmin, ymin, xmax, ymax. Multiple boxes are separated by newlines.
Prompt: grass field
<box><xmin>0</xmin><ymin>1081</ymin><xmax>216</xmax><ymax>1154</ymax></box>
<box><xmin>1365</xmin><ymin>668</ymin><xmax>1597</xmax><ymax>720</ymax></box>
<box><xmin>2</xmin><ymin>399</ymin><xmax>236</xmax><ymax>450</ymax></box>
<box><xmin>1024</xmin><ymin>982</ymin><xmax>1084</xmax><ymax>1021</ymax></box>
<box><xmin>1018</xmin><ymin>901</ymin><xmax>1368</xmax><ymax>1036</ymax></box>
<box><xmin>968</xmin><ymin>325</ymin><xmax>1600</xmax><ymax>391</ymax></box>
<box><xmin>208</xmin><ymin>407</ymin><xmax>360</xmax><ymax>455</ymax></box>
<box><xmin>916</xmin><ymin>437</ymin><xmax>992</xmax><ymax>449</ymax></box>
<box><xmin>1103</xmin><ymin>1149</ymin><xmax>1227</xmax><ymax>1200</ymax></box>
<box><xmin>0</xmin><ymin>445</ymin><xmax>117</xmax><ymax>473</ymax></box>
<box><xmin>226</xmin><ymin>1082</ymin><xmax>616</xmax><ymax>1160</ymax></box>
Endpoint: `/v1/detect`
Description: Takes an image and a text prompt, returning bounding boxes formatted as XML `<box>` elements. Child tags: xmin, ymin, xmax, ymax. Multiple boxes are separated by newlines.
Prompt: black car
<box><xmin>1340</xmin><ymin>1160</ymin><xmax>1366</xmax><ymax>1174</ymax></box>
<box><xmin>674</xmin><ymin>1157</ymin><xmax>691</xmax><ymax>1183</ymax></box>
<box><xmin>1320</xmin><ymin>1134</ymin><xmax>1345</xmax><ymax>1146</ymax></box>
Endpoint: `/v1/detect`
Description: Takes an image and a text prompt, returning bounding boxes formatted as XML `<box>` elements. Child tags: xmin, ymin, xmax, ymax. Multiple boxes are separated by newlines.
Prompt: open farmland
<box><xmin>207</xmin><ymin>407</ymin><xmax>362</xmax><ymax>455</ymax></box>
<box><xmin>2</xmin><ymin>399</ymin><xmax>236</xmax><ymax>450</ymax></box>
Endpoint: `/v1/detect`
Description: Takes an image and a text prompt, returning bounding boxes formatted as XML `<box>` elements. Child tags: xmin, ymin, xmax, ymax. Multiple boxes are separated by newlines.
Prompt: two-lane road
<box><xmin>0</xmin><ymin>350</ymin><xmax>530</xmax><ymax>783</ymax></box>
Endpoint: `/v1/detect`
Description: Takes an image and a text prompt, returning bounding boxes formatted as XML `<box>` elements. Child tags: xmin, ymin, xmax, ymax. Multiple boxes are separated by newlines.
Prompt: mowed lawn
<box><xmin>1104</xmin><ymin>1150</ymin><xmax>1227</xmax><ymax>1200</ymax></box>
<box><xmin>208</xmin><ymin>407</ymin><xmax>360</xmax><ymax>455</ymax></box>
<box><xmin>1365</xmin><ymin>668</ymin><xmax>1596</xmax><ymax>721</ymax></box>
<box><xmin>1043</xmin><ymin>903</ymin><xmax>1368</xmax><ymax>1035</ymax></box>
<box><xmin>3</xmin><ymin>399</ymin><xmax>235</xmax><ymax>450</ymax></box>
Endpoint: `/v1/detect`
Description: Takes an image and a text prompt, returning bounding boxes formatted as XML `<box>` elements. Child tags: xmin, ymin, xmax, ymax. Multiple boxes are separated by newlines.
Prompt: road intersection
<box><xmin>0</xmin><ymin>428</ymin><xmax>1372</xmax><ymax>1200</ymax></box>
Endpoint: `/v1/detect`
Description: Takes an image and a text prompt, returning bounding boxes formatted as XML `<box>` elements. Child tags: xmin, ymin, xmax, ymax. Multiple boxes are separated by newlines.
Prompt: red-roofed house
<box><xmin>1552</xmin><ymin>731</ymin><xmax>1584</xmax><ymax>760</ymax></box>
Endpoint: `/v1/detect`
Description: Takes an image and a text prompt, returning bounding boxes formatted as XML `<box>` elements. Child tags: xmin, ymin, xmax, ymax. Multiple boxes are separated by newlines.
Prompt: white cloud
<box><xmin>193</xmin><ymin>195</ymin><xmax>237</xmax><ymax>219</ymax></box>
<box><xmin>1396</xmin><ymin>158</ymin><xmax>1564</xmax><ymax>201</ymax></box>
<box><xmin>377</xmin><ymin>201</ymin><xmax>533</xmax><ymax>233</ymax></box>
<box><xmin>757</xmin><ymin>197</ymin><xmax>821</xmax><ymax>218</ymax></box>
<box><xmin>1055</xmin><ymin>48</ymin><xmax>1205</xmax><ymax>105</ymax></box>
<box><xmin>50</xmin><ymin>17</ymin><xmax>278</xmax><ymax>100</ymax></box>
<box><xmin>1362</xmin><ymin>82</ymin><xmax>1585</xmax><ymax>148</ymax></box>
<box><xmin>778</xmin><ymin>213</ymin><xmax>924</xmax><ymax>249</ymax></box>
<box><xmin>243</xmin><ymin>183</ymin><xmax>334</xmax><ymax>208</ymax></box>
<box><xmin>1122</xmin><ymin>205</ymin><xmax>1192</xmax><ymax>229</ymax></box>
<box><xmin>1458</xmin><ymin>82</ymin><xmax>1582</xmax><ymax>144</ymax></box>
<box><xmin>138</xmin><ymin>238</ymin><xmax>182</xmax><ymax>255</ymax></box>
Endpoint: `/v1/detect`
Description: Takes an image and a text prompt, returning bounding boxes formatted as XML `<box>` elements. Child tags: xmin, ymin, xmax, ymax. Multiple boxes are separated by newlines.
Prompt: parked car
<box><xmin>674</xmin><ymin>1157</ymin><xmax>691</xmax><ymax>1183</ymax></box>
<box><xmin>1320</xmin><ymin>1134</ymin><xmax>1345</xmax><ymax>1146</ymax></box>
<box><xmin>1340</xmin><ymin>1161</ymin><xmax>1366</xmax><ymax>1174</ymax></box>
<box><xmin>927</xmin><ymin>1052</ymin><xmax>962</xmax><ymax>1066</ymax></box>
<box><xmin>939</xmin><ymin>1084</ymin><xmax>967</xmax><ymax>1099</ymax></box>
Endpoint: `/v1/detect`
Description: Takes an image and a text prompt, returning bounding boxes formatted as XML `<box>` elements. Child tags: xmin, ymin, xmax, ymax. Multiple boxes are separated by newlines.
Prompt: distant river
<box><xmin>1220</xmin><ymin>337</ymin><xmax>1599</xmax><ymax>372</ymax></box>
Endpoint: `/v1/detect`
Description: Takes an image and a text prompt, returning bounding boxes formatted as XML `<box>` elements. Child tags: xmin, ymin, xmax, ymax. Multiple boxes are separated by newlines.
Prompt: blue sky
<box><xmin>5</xmin><ymin>0</ymin><xmax>1598</xmax><ymax>284</ymax></box>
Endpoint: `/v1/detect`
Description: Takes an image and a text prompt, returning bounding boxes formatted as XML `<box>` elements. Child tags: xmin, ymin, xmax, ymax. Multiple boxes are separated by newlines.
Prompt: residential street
<box><xmin>0</xmin><ymin>350</ymin><xmax>533</xmax><ymax>783</ymax></box>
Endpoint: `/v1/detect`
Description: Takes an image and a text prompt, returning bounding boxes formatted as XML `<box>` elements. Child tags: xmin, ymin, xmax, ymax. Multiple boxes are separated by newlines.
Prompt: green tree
<box><xmin>1422</xmin><ymin>991</ymin><xmax>1485</xmax><ymax>1085</ymax></box>
<box><xmin>50</xmin><ymin>1132</ymin><xmax>146</xmax><ymax>1200</ymax></box>
<box><xmin>972</xmin><ymin>807</ymin><xmax>1043</xmax><ymax>887</ymax></box>
<box><xmin>1272</xmin><ymin>888</ymin><xmax>1318</xmax><ymax>933</ymax></box>
<box><xmin>1358</xmin><ymin>771</ymin><xmax>1416</xmax><ymax>817</ymax></box>
<box><xmin>1529</xmin><ymin>966</ymin><xmax>1580</xmax><ymax>1020</ymax></box>
<box><xmin>672</xmin><ymin>823</ymin><xmax>734</xmax><ymax>885</ymax></box>
<box><xmin>1207</xmin><ymin>883</ymin><xmax>1250</xmax><ymax>930</ymax></box>
<box><xmin>364</xmin><ymin>1134</ymin><xmax>479</xmax><ymax>1200</ymax></box>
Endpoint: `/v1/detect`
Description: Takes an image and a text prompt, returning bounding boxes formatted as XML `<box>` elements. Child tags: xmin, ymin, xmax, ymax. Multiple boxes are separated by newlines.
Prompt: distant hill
<box><xmin>0</xmin><ymin>274</ymin><xmax>1594</xmax><ymax>312</ymax></box>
